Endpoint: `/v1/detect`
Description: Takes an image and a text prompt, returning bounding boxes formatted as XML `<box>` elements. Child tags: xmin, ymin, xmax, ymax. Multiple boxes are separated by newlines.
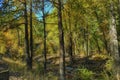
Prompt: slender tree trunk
<box><xmin>63</xmin><ymin>12</ymin><xmax>68</xmax><ymax>56</ymax></box>
<box><xmin>42</xmin><ymin>0</ymin><xmax>47</xmax><ymax>74</ymax></box>
<box><xmin>29</xmin><ymin>0</ymin><xmax>33</xmax><ymax>69</ymax></box>
<box><xmin>102</xmin><ymin>30</ymin><xmax>109</xmax><ymax>54</ymax></box>
<box><xmin>68</xmin><ymin>12</ymin><xmax>73</xmax><ymax>64</ymax></box>
<box><xmin>93</xmin><ymin>34</ymin><xmax>101</xmax><ymax>54</ymax></box>
<box><xmin>86</xmin><ymin>26</ymin><xmax>89</xmax><ymax>56</ymax></box>
<box><xmin>74</xmin><ymin>19</ymin><xmax>78</xmax><ymax>56</ymax></box>
<box><xmin>23</xmin><ymin>0</ymin><xmax>31</xmax><ymax>69</ymax></box>
<box><xmin>117</xmin><ymin>0</ymin><xmax>120</xmax><ymax>56</ymax></box>
<box><xmin>109</xmin><ymin>1</ymin><xmax>120</xmax><ymax>80</ymax></box>
<box><xmin>96</xmin><ymin>39</ymin><xmax>101</xmax><ymax>54</ymax></box>
<box><xmin>69</xmin><ymin>33</ymin><xmax>73</xmax><ymax>63</ymax></box>
<box><xmin>83</xmin><ymin>28</ymin><xmax>86</xmax><ymax>54</ymax></box>
<box><xmin>16</xmin><ymin>28</ymin><xmax>20</xmax><ymax>46</ymax></box>
<box><xmin>58</xmin><ymin>0</ymin><xmax>66</xmax><ymax>80</ymax></box>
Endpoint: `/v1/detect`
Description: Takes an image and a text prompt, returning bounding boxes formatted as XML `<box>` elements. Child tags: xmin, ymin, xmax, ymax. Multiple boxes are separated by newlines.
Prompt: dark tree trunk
<box><xmin>86</xmin><ymin>26</ymin><xmax>89</xmax><ymax>56</ymax></box>
<box><xmin>42</xmin><ymin>0</ymin><xmax>47</xmax><ymax>74</ymax></box>
<box><xmin>23</xmin><ymin>0</ymin><xmax>31</xmax><ymax>69</ymax></box>
<box><xmin>69</xmin><ymin>34</ymin><xmax>73</xmax><ymax>63</ymax></box>
<box><xmin>117</xmin><ymin>0</ymin><xmax>120</xmax><ymax>57</ymax></box>
<box><xmin>93</xmin><ymin>34</ymin><xmax>101</xmax><ymax>54</ymax></box>
<box><xmin>29</xmin><ymin>0</ymin><xmax>33</xmax><ymax>69</ymax></box>
<box><xmin>68</xmin><ymin>12</ymin><xmax>73</xmax><ymax>64</ymax></box>
<box><xmin>83</xmin><ymin>28</ymin><xmax>86</xmax><ymax>54</ymax></box>
<box><xmin>58</xmin><ymin>0</ymin><xmax>66</xmax><ymax>80</ymax></box>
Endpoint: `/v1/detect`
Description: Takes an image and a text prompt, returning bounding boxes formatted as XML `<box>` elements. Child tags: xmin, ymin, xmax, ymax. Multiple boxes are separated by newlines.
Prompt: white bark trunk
<box><xmin>109</xmin><ymin>2</ymin><xmax>120</xmax><ymax>80</ymax></box>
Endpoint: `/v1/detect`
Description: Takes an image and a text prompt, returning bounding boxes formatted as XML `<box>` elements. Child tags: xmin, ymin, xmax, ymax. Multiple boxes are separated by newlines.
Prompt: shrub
<box><xmin>105</xmin><ymin>59</ymin><xmax>113</xmax><ymax>71</ymax></box>
<box><xmin>75</xmin><ymin>68</ymin><xmax>94</xmax><ymax>80</ymax></box>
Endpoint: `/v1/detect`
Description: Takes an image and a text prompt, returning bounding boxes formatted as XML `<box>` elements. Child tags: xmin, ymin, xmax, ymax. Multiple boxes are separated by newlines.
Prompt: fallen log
<box><xmin>0</xmin><ymin>70</ymin><xmax>9</xmax><ymax>80</ymax></box>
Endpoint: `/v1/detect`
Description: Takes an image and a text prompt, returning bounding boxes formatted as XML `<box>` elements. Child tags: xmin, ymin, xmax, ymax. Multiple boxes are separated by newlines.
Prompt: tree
<box><xmin>109</xmin><ymin>1</ymin><xmax>120</xmax><ymax>80</ymax></box>
<box><xmin>42</xmin><ymin>0</ymin><xmax>47</xmax><ymax>74</ymax></box>
<box><xmin>23</xmin><ymin>0</ymin><xmax>31</xmax><ymax>69</ymax></box>
<box><xmin>66</xmin><ymin>1</ymin><xmax>73</xmax><ymax>64</ymax></box>
<box><xmin>58</xmin><ymin>0</ymin><xmax>66</xmax><ymax>80</ymax></box>
<box><xmin>117</xmin><ymin>0</ymin><xmax>120</xmax><ymax>56</ymax></box>
<box><xmin>29</xmin><ymin>0</ymin><xmax>33</xmax><ymax>69</ymax></box>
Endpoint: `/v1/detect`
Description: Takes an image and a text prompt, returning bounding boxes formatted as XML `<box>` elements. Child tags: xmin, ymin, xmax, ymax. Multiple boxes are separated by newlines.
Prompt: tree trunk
<box><xmin>86</xmin><ymin>26</ymin><xmax>89</xmax><ymax>56</ymax></box>
<box><xmin>74</xmin><ymin>19</ymin><xmax>78</xmax><ymax>56</ymax></box>
<box><xmin>58</xmin><ymin>0</ymin><xmax>66</xmax><ymax>80</ymax></box>
<box><xmin>109</xmin><ymin>1</ymin><xmax>120</xmax><ymax>80</ymax></box>
<box><xmin>23</xmin><ymin>0</ymin><xmax>31</xmax><ymax>69</ymax></box>
<box><xmin>42</xmin><ymin>0</ymin><xmax>47</xmax><ymax>74</ymax></box>
<box><xmin>102</xmin><ymin>30</ymin><xmax>110</xmax><ymax>54</ymax></box>
<box><xmin>29</xmin><ymin>0</ymin><xmax>33</xmax><ymax>69</ymax></box>
<box><xmin>117</xmin><ymin>0</ymin><xmax>120</xmax><ymax>57</ymax></box>
<box><xmin>16</xmin><ymin>28</ymin><xmax>20</xmax><ymax>46</ymax></box>
<box><xmin>93</xmin><ymin>34</ymin><xmax>101</xmax><ymax>54</ymax></box>
<box><xmin>83</xmin><ymin>28</ymin><xmax>86</xmax><ymax>54</ymax></box>
<box><xmin>68</xmin><ymin>12</ymin><xmax>73</xmax><ymax>64</ymax></box>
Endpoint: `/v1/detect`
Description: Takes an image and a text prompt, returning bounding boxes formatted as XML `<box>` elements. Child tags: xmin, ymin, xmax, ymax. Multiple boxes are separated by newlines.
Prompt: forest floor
<box><xmin>0</xmin><ymin>54</ymin><xmax>110</xmax><ymax>80</ymax></box>
<box><xmin>45</xmin><ymin>54</ymin><xmax>109</xmax><ymax>80</ymax></box>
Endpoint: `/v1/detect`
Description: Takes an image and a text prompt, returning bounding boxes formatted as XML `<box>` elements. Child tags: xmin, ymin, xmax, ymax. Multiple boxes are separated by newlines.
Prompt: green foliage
<box><xmin>0</xmin><ymin>44</ymin><xmax>6</xmax><ymax>54</ymax></box>
<box><xmin>36</xmin><ymin>63</ymin><xmax>44</xmax><ymax>74</ymax></box>
<box><xmin>75</xmin><ymin>68</ymin><xmax>94</xmax><ymax>80</ymax></box>
<box><xmin>105</xmin><ymin>59</ymin><xmax>113</xmax><ymax>71</ymax></box>
<box><xmin>101</xmin><ymin>70</ymin><xmax>115</xmax><ymax>80</ymax></box>
<box><xmin>45</xmin><ymin>72</ymin><xmax>58</xmax><ymax>80</ymax></box>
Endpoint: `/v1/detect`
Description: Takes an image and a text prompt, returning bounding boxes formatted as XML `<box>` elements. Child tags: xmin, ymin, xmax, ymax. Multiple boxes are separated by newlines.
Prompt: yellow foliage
<box><xmin>2</xmin><ymin>57</ymin><xmax>25</xmax><ymax>67</ymax></box>
<box><xmin>89</xmin><ymin>54</ymin><xmax>109</xmax><ymax>60</ymax></box>
<box><xmin>105</xmin><ymin>59</ymin><xmax>113</xmax><ymax>71</ymax></box>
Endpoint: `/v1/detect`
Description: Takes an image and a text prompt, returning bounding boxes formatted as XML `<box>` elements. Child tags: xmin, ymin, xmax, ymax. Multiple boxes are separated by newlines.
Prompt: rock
<box><xmin>66</xmin><ymin>67</ymin><xmax>73</xmax><ymax>71</ymax></box>
<box><xmin>66</xmin><ymin>67</ymin><xmax>74</xmax><ymax>74</ymax></box>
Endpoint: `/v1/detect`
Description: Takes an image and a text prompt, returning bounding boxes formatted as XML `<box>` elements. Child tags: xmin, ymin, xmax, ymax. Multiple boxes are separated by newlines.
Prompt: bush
<box><xmin>75</xmin><ymin>68</ymin><xmax>94</xmax><ymax>80</ymax></box>
<box><xmin>105</xmin><ymin>59</ymin><xmax>113</xmax><ymax>71</ymax></box>
<box><xmin>101</xmin><ymin>70</ymin><xmax>115</xmax><ymax>80</ymax></box>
